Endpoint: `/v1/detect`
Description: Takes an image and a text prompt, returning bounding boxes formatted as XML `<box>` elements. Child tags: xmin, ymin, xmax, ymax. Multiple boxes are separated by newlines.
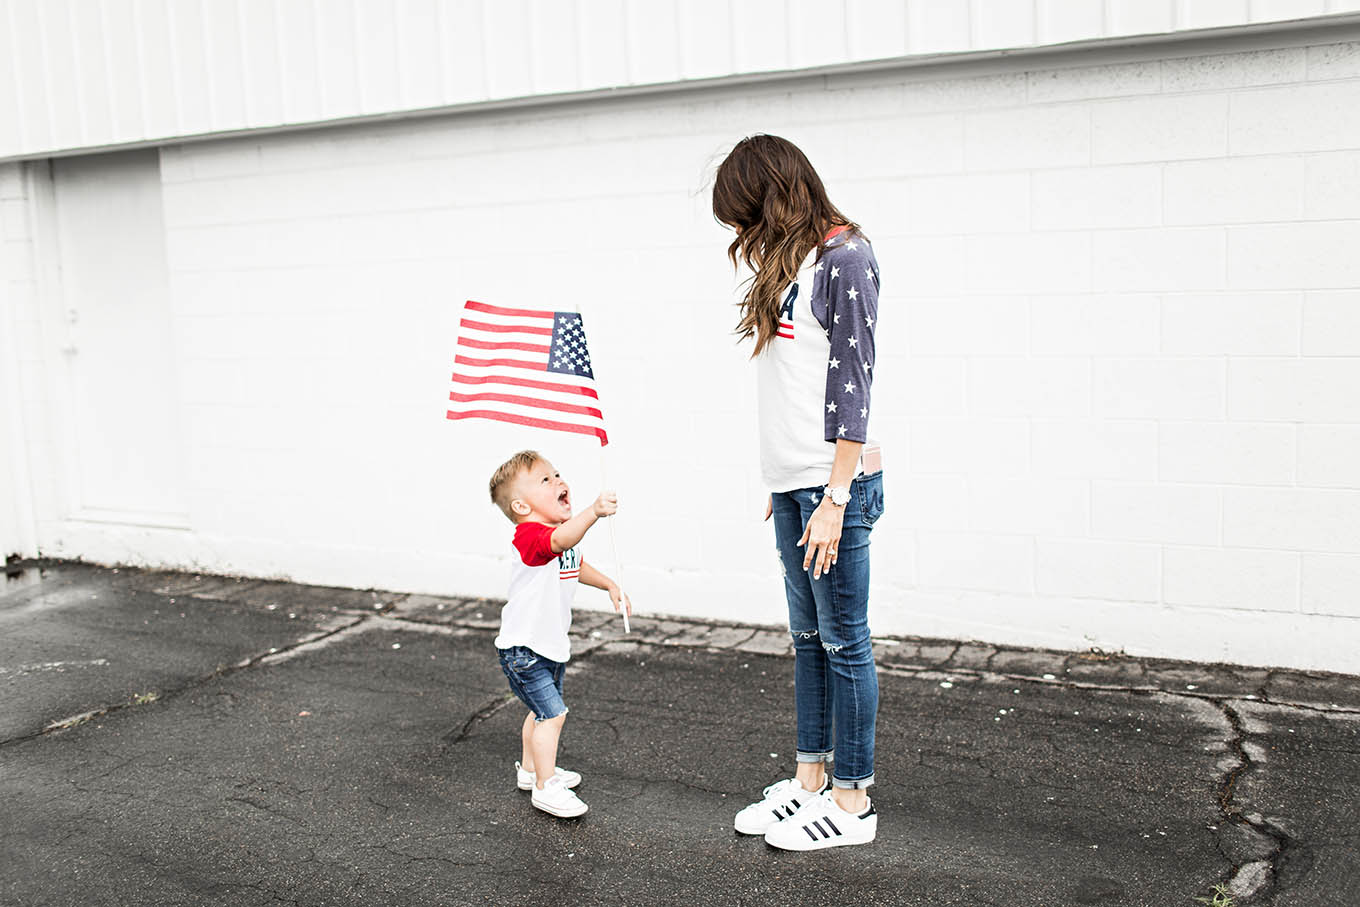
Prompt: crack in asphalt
<box><xmin>440</xmin><ymin>635</ymin><xmax>617</xmax><ymax>748</ymax></box>
<box><xmin>0</xmin><ymin>613</ymin><xmax>372</xmax><ymax>749</ymax></box>
<box><xmin>872</xmin><ymin>660</ymin><xmax>1336</xmax><ymax>905</ymax></box>
<box><xmin>444</xmin><ymin>693</ymin><xmax>518</xmax><ymax>746</ymax></box>
<box><xmin>1213</xmin><ymin>701</ymin><xmax>1316</xmax><ymax>905</ymax></box>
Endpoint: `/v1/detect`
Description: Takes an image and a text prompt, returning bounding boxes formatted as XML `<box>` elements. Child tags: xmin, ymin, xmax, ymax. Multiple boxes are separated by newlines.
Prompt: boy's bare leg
<box><xmin>530</xmin><ymin>713</ymin><xmax>567</xmax><ymax>790</ymax></box>
<box><xmin>520</xmin><ymin>713</ymin><xmax>536</xmax><ymax>773</ymax></box>
<box><xmin>795</xmin><ymin>761</ymin><xmax>826</xmax><ymax>793</ymax></box>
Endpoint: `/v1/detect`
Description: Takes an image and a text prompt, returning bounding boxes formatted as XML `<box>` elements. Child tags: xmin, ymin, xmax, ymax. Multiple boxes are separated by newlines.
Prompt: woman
<box><xmin>713</xmin><ymin>134</ymin><xmax>885</xmax><ymax>851</ymax></box>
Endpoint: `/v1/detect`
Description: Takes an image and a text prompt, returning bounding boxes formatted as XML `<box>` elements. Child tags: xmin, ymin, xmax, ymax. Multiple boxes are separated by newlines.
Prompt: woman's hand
<box><xmin>764</xmin><ymin>495</ymin><xmax>772</xmax><ymax>521</ymax></box>
<box><xmin>798</xmin><ymin>497</ymin><xmax>844</xmax><ymax>580</ymax></box>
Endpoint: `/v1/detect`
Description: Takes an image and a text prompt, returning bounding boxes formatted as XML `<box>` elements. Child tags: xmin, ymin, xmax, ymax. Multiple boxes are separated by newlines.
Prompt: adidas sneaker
<box><xmin>763</xmin><ymin>791</ymin><xmax>877</xmax><ymax>851</ymax></box>
<box><xmin>734</xmin><ymin>776</ymin><xmax>832</xmax><ymax>835</ymax></box>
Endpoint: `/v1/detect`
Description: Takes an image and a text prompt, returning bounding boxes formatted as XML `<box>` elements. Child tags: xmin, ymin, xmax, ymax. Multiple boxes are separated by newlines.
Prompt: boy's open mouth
<box><xmin>558</xmin><ymin>490</ymin><xmax>570</xmax><ymax>507</ymax></box>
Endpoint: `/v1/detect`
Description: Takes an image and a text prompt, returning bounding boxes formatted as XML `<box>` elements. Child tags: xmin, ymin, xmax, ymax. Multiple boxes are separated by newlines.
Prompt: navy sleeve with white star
<box><xmin>812</xmin><ymin>235</ymin><xmax>879</xmax><ymax>444</ymax></box>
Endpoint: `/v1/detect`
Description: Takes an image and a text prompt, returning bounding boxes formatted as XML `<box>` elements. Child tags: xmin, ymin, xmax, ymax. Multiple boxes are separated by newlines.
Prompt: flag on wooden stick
<box><xmin>447</xmin><ymin>300</ymin><xmax>609</xmax><ymax>446</ymax></box>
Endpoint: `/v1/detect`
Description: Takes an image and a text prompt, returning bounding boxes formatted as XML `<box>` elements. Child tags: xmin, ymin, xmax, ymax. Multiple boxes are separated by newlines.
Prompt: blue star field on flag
<box><xmin>549</xmin><ymin>313</ymin><xmax>594</xmax><ymax>380</ymax></box>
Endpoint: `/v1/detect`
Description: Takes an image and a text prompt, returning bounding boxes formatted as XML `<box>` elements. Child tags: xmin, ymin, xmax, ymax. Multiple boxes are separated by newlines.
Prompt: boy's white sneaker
<box><xmin>734</xmin><ymin>777</ymin><xmax>831</xmax><ymax>835</ymax></box>
<box><xmin>763</xmin><ymin>792</ymin><xmax>877</xmax><ymax>851</ymax></box>
<box><xmin>530</xmin><ymin>773</ymin><xmax>588</xmax><ymax>818</ymax></box>
<box><xmin>516</xmin><ymin>761</ymin><xmax>582</xmax><ymax>791</ymax></box>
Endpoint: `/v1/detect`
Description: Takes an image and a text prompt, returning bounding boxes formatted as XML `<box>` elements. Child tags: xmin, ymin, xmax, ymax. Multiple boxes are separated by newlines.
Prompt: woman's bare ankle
<box><xmin>795</xmin><ymin>765</ymin><xmax>826</xmax><ymax>792</ymax></box>
<box><xmin>831</xmin><ymin>788</ymin><xmax>867</xmax><ymax>813</ymax></box>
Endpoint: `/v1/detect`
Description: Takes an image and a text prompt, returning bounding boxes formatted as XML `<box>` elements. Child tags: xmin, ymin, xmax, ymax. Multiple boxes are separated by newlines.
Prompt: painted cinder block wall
<box><xmin>4</xmin><ymin>25</ymin><xmax>1360</xmax><ymax>672</ymax></box>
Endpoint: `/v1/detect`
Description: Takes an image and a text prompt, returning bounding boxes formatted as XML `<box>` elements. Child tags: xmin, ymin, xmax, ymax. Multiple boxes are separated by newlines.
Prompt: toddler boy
<box><xmin>487</xmin><ymin>450</ymin><xmax>631</xmax><ymax>818</ymax></box>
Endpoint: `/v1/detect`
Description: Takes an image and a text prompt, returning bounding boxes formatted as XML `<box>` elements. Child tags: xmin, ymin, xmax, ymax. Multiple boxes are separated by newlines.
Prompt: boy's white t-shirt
<box><xmin>494</xmin><ymin>521</ymin><xmax>579</xmax><ymax>663</ymax></box>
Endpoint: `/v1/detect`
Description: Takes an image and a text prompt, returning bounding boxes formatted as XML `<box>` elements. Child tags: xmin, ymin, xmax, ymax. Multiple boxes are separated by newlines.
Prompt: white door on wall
<box><xmin>51</xmin><ymin>150</ymin><xmax>188</xmax><ymax>526</ymax></box>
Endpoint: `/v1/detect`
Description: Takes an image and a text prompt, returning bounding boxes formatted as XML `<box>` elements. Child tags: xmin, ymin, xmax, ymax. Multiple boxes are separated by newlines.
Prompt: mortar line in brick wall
<box><xmin>160</xmin><ymin>180</ymin><xmax>700</xmax><ymax>220</ymax></box>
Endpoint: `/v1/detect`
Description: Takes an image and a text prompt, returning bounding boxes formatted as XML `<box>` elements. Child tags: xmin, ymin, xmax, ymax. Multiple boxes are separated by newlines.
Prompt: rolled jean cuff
<box><xmin>832</xmin><ymin>773</ymin><xmax>874</xmax><ymax>790</ymax></box>
<box><xmin>532</xmin><ymin>704</ymin><xmax>568</xmax><ymax>723</ymax></box>
<box><xmin>796</xmin><ymin>750</ymin><xmax>834</xmax><ymax>764</ymax></box>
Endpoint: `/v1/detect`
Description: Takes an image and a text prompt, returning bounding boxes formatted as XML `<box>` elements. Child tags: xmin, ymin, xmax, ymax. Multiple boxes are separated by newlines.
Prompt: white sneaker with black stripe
<box><xmin>763</xmin><ymin>792</ymin><xmax>877</xmax><ymax>850</ymax></box>
<box><xmin>516</xmin><ymin>761</ymin><xmax>582</xmax><ymax>791</ymax></box>
<box><xmin>733</xmin><ymin>777</ymin><xmax>832</xmax><ymax>835</ymax></box>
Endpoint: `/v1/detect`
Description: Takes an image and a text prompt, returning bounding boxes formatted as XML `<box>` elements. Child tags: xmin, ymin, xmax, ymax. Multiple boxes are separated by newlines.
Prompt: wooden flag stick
<box><xmin>573</xmin><ymin>301</ymin><xmax>629</xmax><ymax>633</ymax></box>
<box><xmin>599</xmin><ymin>445</ymin><xmax>630</xmax><ymax>634</ymax></box>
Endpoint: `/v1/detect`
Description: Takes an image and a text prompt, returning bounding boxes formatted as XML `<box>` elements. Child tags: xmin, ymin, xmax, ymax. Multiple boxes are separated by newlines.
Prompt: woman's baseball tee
<box><xmin>756</xmin><ymin>230</ymin><xmax>881</xmax><ymax>492</ymax></box>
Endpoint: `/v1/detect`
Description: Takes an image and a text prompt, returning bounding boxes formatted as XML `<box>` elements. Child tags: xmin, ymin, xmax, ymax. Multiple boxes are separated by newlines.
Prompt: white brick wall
<box><xmin>8</xmin><ymin>29</ymin><xmax>1360</xmax><ymax>672</ymax></box>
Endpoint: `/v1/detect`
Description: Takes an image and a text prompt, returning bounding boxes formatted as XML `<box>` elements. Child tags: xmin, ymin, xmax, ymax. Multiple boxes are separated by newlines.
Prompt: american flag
<box><xmin>446</xmin><ymin>300</ymin><xmax>609</xmax><ymax>446</ymax></box>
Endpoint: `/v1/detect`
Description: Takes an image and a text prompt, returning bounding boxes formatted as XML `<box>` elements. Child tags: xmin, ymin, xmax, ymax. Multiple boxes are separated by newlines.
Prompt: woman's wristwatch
<box><xmin>823</xmin><ymin>484</ymin><xmax>851</xmax><ymax>507</ymax></box>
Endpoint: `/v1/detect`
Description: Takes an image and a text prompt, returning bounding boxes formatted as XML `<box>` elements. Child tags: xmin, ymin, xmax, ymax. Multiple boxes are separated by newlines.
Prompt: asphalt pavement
<box><xmin>2</xmin><ymin>560</ymin><xmax>1357</xmax><ymax>906</ymax></box>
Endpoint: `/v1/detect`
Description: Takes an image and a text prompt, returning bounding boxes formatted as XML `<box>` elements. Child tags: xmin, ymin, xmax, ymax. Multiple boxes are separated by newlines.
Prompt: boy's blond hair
<box><xmin>489</xmin><ymin>450</ymin><xmax>542</xmax><ymax>520</ymax></box>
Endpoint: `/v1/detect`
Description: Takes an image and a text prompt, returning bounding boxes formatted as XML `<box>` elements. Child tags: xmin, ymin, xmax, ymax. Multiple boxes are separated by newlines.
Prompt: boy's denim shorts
<box><xmin>498</xmin><ymin>645</ymin><xmax>568</xmax><ymax>722</ymax></box>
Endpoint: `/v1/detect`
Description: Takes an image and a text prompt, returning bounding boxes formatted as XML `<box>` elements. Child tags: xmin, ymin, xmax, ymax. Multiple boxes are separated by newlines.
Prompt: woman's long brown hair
<box><xmin>712</xmin><ymin>134</ymin><xmax>856</xmax><ymax>356</ymax></box>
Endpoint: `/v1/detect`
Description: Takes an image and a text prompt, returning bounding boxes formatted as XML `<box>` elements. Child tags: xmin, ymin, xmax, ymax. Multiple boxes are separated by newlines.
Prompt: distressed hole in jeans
<box><xmin>821</xmin><ymin>641</ymin><xmax>844</xmax><ymax>654</ymax></box>
<box><xmin>792</xmin><ymin>628</ymin><xmax>819</xmax><ymax>640</ymax></box>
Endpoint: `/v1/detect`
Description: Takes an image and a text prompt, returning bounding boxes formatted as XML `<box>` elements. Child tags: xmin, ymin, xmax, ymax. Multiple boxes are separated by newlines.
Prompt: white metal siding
<box><xmin>3</xmin><ymin>0</ymin><xmax>1360</xmax><ymax>160</ymax></box>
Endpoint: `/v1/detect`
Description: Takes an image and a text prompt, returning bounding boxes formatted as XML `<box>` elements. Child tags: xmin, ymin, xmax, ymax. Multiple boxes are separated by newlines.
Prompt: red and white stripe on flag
<box><xmin>447</xmin><ymin>300</ymin><xmax>609</xmax><ymax>446</ymax></box>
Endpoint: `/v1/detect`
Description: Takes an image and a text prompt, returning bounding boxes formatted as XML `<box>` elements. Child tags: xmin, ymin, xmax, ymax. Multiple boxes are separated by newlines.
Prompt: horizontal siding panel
<box><xmin>579</xmin><ymin>0</ymin><xmax>630</xmax><ymax>88</ymax></box>
<box><xmin>72</xmin><ymin>0</ymin><xmax>115</xmax><ymax>142</ymax></box>
<box><xmin>2</xmin><ymin>0</ymin><xmax>1358</xmax><ymax>158</ymax></box>
<box><xmin>732</xmin><ymin>0</ymin><xmax>790</xmax><ymax>74</ymax></box>
<box><xmin>483</xmin><ymin>0</ymin><xmax>534</xmax><ymax>99</ymax></box>
<box><xmin>11</xmin><ymin>0</ymin><xmax>54</xmax><ymax>150</ymax></box>
<box><xmin>317</xmin><ymin>1</ymin><xmax>361</xmax><ymax>120</ymax></box>
<box><xmin>169</xmin><ymin>0</ymin><xmax>213</xmax><ymax>136</ymax></box>
<box><xmin>136</xmin><ymin>0</ymin><xmax>179</xmax><ymax>139</ymax></box>
<box><xmin>624</xmin><ymin>0</ymin><xmax>681</xmax><ymax>85</ymax></box>
<box><xmin>238</xmin><ymin>0</ymin><xmax>285</xmax><ymax>126</ymax></box>
<box><xmin>101</xmin><ymin>0</ymin><xmax>147</xmax><ymax>141</ymax></box>
<box><xmin>40</xmin><ymin>1</ymin><xmax>85</xmax><ymax>149</ymax></box>
<box><xmin>397</xmin><ymin>0</ymin><xmax>447</xmax><ymax>109</ymax></box>
<box><xmin>439</xmin><ymin>0</ymin><xmax>489</xmax><ymax>104</ymax></box>
<box><xmin>204</xmin><ymin>0</ymin><xmax>249</xmax><ymax>131</ymax></box>
<box><xmin>276</xmin><ymin>0</ymin><xmax>323</xmax><ymax>124</ymax></box>
<box><xmin>356</xmin><ymin>0</ymin><xmax>403</xmax><ymax>115</ymax></box>
<box><xmin>789</xmin><ymin>0</ymin><xmax>847</xmax><ymax>69</ymax></box>
<box><xmin>0</xmin><ymin>1</ymin><xmax>29</xmax><ymax>152</ymax></box>
<box><xmin>847</xmin><ymin>0</ymin><xmax>909</xmax><ymax>61</ymax></box>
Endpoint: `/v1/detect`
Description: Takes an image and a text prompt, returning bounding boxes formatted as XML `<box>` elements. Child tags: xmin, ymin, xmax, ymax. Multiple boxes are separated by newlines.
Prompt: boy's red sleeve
<box><xmin>513</xmin><ymin>522</ymin><xmax>557</xmax><ymax>567</ymax></box>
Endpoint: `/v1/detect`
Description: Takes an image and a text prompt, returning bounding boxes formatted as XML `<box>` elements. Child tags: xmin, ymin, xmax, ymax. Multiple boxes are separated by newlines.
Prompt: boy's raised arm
<box><xmin>550</xmin><ymin>491</ymin><xmax>618</xmax><ymax>553</ymax></box>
